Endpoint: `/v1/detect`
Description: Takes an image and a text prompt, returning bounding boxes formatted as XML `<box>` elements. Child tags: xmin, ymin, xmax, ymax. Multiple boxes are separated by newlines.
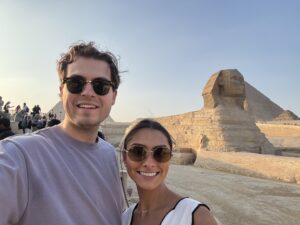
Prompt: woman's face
<box><xmin>124</xmin><ymin>128</ymin><xmax>171</xmax><ymax>191</ymax></box>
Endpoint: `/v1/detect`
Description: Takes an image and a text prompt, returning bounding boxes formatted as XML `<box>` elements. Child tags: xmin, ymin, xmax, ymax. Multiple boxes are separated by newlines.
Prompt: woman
<box><xmin>122</xmin><ymin>119</ymin><xmax>217</xmax><ymax>225</ymax></box>
<box><xmin>3</xmin><ymin>101</ymin><xmax>13</xmax><ymax>114</ymax></box>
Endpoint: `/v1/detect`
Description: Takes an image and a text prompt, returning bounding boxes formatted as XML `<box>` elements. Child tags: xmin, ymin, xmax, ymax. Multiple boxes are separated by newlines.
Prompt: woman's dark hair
<box><xmin>123</xmin><ymin>119</ymin><xmax>174</xmax><ymax>150</ymax></box>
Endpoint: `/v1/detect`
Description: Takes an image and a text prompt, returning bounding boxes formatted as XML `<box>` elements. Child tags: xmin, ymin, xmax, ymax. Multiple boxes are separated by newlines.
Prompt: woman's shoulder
<box><xmin>122</xmin><ymin>203</ymin><xmax>137</xmax><ymax>225</ymax></box>
<box><xmin>162</xmin><ymin>197</ymin><xmax>215</xmax><ymax>225</ymax></box>
<box><xmin>185</xmin><ymin>198</ymin><xmax>217</xmax><ymax>225</ymax></box>
<box><xmin>174</xmin><ymin>197</ymin><xmax>209</xmax><ymax>211</ymax></box>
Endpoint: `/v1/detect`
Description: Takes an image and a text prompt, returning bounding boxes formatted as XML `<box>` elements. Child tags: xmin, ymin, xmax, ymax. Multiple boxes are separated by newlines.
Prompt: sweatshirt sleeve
<box><xmin>0</xmin><ymin>139</ymin><xmax>29</xmax><ymax>225</ymax></box>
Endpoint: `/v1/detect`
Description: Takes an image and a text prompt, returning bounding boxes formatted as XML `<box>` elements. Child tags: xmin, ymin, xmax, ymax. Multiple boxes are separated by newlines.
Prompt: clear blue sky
<box><xmin>0</xmin><ymin>0</ymin><xmax>299</xmax><ymax>122</ymax></box>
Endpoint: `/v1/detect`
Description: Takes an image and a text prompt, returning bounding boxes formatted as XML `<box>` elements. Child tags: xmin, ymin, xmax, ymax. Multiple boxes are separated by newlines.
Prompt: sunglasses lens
<box><xmin>66</xmin><ymin>76</ymin><xmax>85</xmax><ymax>94</ymax></box>
<box><xmin>92</xmin><ymin>79</ymin><xmax>112</xmax><ymax>96</ymax></box>
<box><xmin>127</xmin><ymin>146</ymin><xmax>172</xmax><ymax>162</ymax></box>
<box><xmin>153</xmin><ymin>147</ymin><xmax>172</xmax><ymax>162</ymax></box>
<box><xmin>128</xmin><ymin>146</ymin><xmax>147</xmax><ymax>161</ymax></box>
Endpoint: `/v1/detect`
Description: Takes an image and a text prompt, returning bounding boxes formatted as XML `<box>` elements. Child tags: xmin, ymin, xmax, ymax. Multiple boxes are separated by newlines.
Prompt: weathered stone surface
<box><xmin>203</xmin><ymin>69</ymin><xmax>245</xmax><ymax>109</ymax></box>
<box><xmin>157</xmin><ymin>69</ymin><xmax>276</xmax><ymax>155</ymax></box>
<box><xmin>194</xmin><ymin>150</ymin><xmax>300</xmax><ymax>184</ymax></box>
<box><xmin>273</xmin><ymin>110</ymin><xmax>299</xmax><ymax>120</ymax></box>
<box><xmin>101</xmin><ymin>122</ymin><xmax>130</xmax><ymax>146</ymax></box>
<box><xmin>244</xmin><ymin>82</ymin><xmax>284</xmax><ymax>121</ymax></box>
<box><xmin>257</xmin><ymin>123</ymin><xmax>300</xmax><ymax>149</ymax></box>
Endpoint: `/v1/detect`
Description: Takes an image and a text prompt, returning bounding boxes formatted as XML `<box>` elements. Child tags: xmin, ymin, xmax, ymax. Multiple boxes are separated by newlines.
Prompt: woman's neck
<box><xmin>136</xmin><ymin>184</ymin><xmax>179</xmax><ymax>215</ymax></box>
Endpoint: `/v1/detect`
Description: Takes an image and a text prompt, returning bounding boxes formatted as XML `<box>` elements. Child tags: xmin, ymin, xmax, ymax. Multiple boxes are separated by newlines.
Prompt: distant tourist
<box><xmin>0</xmin><ymin>118</ymin><xmax>15</xmax><ymax>140</ymax></box>
<box><xmin>0</xmin><ymin>96</ymin><xmax>4</xmax><ymax>112</ymax></box>
<box><xmin>31</xmin><ymin>114</ymin><xmax>40</xmax><ymax>132</ymax></box>
<box><xmin>32</xmin><ymin>104</ymin><xmax>41</xmax><ymax>117</ymax></box>
<box><xmin>21</xmin><ymin>115</ymin><xmax>31</xmax><ymax>134</ymax></box>
<box><xmin>22</xmin><ymin>102</ymin><xmax>29</xmax><ymax>114</ymax></box>
<box><xmin>3</xmin><ymin>101</ymin><xmax>13</xmax><ymax>114</ymax></box>
<box><xmin>48</xmin><ymin>110</ymin><xmax>56</xmax><ymax>119</ymax></box>
<box><xmin>15</xmin><ymin>105</ymin><xmax>21</xmax><ymax>114</ymax></box>
<box><xmin>98</xmin><ymin>130</ymin><xmax>106</xmax><ymax>140</ymax></box>
<box><xmin>14</xmin><ymin>105</ymin><xmax>23</xmax><ymax>123</ymax></box>
<box><xmin>47</xmin><ymin>118</ymin><xmax>61</xmax><ymax>127</ymax></box>
<box><xmin>36</xmin><ymin>116</ymin><xmax>47</xmax><ymax>130</ymax></box>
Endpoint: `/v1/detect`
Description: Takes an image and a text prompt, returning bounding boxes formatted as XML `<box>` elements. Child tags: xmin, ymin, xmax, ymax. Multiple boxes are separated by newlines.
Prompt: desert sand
<box><xmin>127</xmin><ymin>165</ymin><xmax>300</xmax><ymax>225</ymax></box>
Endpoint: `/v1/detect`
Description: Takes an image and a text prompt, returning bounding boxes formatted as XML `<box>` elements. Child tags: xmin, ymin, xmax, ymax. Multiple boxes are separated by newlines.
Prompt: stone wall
<box><xmin>257</xmin><ymin>123</ymin><xmax>300</xmax><ymax>137</ymax></box>
<box><xmin>195</xmin><ymin>150</ymin><xmax>300</xmax><ymax>184</ymax></box>
<box><xmin>102</xmin><ymin>122</ymin><xmax>130</xmax><ymax>146</ymax></box>
<box><xmin>157</xmin><ymin>106</ymin><xmax>275</xmax><ymax>154</ymax></box>
<box><xmin>257</xmin><ymin>123</ymin><xmax>300</xmax><ymax>148</ymax></box>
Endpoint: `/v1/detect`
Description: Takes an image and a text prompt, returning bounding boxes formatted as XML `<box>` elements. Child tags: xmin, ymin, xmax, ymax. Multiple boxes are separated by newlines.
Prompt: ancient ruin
<box><xmin>273</xmin><ymin>110</ymin><xmax>299</xmax><ymax>121</ymax></box>
<box><xmin>156</xmin><ymin>69</ymin><xmax>276</xmax><ymax>155</ymax></box>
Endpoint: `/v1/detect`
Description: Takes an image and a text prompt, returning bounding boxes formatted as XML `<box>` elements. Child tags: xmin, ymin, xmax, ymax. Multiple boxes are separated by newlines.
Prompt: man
<box><xmin>0</xmin><ymin>42</ymin><xmax>124</xmax><ymax>225</ymax></box>
<box><xmin>0</xmin><ymin>96</ymin><xmax>4</xmax><ymax>112</ymax></box>
<box><xmin>0</xmin><ymin>118</ymin><xmax>15</xmax><ymax>140</ymax></box>
<box><xmin>22</xmin><ymin>102</ymin><xmax>29</xmax><ymax>114</ymax></box>
<box><xmin>0</xmin><ymin>96</ymin><xmax>5</xmax><ymax>118</ymax></box>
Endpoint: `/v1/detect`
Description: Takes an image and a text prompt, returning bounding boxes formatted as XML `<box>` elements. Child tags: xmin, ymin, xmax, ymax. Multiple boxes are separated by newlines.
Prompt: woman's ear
<box><xmin>122</xmin><ymin>152</ymin><xmax>127</xmax><ymax>164</ymax></box>
<box><xmin>122</xmin><ymin>151</ymin><xmax>127</xmax><ymax>163</ymax></box>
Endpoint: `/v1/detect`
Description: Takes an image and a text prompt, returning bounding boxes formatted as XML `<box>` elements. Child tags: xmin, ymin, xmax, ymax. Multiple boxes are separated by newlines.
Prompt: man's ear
<box><xmin>112</xmin><ymin>90</ymin><xmax>117</xmax><ymax>105</ymax></box>
<box><xmin>59</xmin><ymin>84</ymin><xmax>63</xmax><ymax>98</ymax></box>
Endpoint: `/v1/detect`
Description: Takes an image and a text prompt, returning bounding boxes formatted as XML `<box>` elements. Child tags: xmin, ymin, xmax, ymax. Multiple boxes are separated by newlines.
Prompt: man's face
<box><xmin>60</xmin><ymin>57</ymin><xmax>117</xmax><ymax>130</ymax></box>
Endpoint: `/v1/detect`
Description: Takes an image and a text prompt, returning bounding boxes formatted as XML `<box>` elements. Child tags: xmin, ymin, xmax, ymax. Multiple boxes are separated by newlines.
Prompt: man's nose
<box><xmin>81</xmin><ymin>81</ymin><xmax>96</xmax><ymax>97</ymax></box>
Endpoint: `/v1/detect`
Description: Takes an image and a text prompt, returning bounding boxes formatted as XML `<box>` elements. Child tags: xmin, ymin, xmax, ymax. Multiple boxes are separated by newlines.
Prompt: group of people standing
<box><xmin>0</xmin><ymin>42</ymin><xmax>217</xmax><ymax>225</ymax></box>
<box><xmin>0</xmin><ymin>97</ymin><xmax>13</xmax><ymax>119</ymax></box>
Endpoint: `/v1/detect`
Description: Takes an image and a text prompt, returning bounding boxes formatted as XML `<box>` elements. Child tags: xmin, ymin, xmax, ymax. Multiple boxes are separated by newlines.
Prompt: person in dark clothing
<box><xmin>97</xmin><ymin>131</ymin><xmax>105</xmax><ymax>140</ymax></box>
<box><xmin>32</xmin><ymin>105</ymin><xmax>41</xmax><ymax>117</ymax></box>
<box><xmin>0</xmin><ymin>118</ymin><xmax>15</xmax><ymax>140</ymax></box>
<box><xmin>4</xmin><ymin>101</ymin><xmax>13</xmax><ymax>113</ymax></box>
<box><xmin>47</xmin><ymin>118</ymin><xmax>61</xmax><ymax>127</ymax></box>
<box><xmin>21</xmin><ymin>116</ymin><xmax>29</xmax><ymax>134</ymax></box>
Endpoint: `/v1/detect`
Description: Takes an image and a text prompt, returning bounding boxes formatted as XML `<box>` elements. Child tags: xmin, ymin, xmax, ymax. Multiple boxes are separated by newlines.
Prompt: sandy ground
<box><xmin>126</xmin><ymin>165</ymin><xmax>300</xmax><ymax>225</ymax></box>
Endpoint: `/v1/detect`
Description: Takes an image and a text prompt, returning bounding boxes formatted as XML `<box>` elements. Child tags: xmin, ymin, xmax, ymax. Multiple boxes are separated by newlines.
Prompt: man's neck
<box><xmin>59</xmin><ymin>121</ymin><xmax>99</xmax><ymax>143</ymax></box>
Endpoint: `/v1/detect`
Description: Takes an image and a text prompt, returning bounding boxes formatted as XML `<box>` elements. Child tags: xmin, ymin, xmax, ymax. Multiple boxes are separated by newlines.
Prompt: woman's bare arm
<box><xmin>193</xmin><ymin>206</ymin><xmax>218</xmax><ymax>225</ymax></box>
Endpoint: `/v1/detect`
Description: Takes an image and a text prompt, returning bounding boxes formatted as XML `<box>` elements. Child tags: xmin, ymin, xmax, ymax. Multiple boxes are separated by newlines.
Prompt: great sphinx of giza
<box><xmin>156</xmin><ymin>69</ymin><xmax>276</xmax><ymax>156</ymax></box>
<box><xmin>202</xmin><ymin>69</ymin><xmax>246</xmax><ymax>109</ymax></box>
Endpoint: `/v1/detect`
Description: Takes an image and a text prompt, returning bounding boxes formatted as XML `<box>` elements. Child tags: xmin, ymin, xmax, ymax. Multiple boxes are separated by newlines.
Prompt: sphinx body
<box><xmin>156</xmin><ymin>69</ymin><xmax>275</xmax><ymax>156</ymax></box>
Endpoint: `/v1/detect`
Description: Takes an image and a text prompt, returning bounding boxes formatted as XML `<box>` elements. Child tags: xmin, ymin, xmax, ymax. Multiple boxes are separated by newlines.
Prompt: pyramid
<box><xmin>273</xmin><ymin>110</ymin><xmax>299</xmax><ymax>121</ymax></box>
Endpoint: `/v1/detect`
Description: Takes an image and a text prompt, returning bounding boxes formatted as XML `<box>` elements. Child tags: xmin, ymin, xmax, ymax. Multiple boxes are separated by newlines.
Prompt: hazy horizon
<box><xmin>1</xmin><ymin>1</ymin><xmax>299</xmax><ymax>122</ymax></box>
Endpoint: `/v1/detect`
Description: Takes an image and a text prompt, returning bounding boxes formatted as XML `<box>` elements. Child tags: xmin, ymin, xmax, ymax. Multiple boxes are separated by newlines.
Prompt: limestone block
<box><xmin>171</xmin><ymin>152</ymin><xmax>196</xmax><ymax>165</ymax></box>
<box><xmin>194</xmin><ymin>150</ymin><xmax>300</xmax><ymax>184</ymax></box>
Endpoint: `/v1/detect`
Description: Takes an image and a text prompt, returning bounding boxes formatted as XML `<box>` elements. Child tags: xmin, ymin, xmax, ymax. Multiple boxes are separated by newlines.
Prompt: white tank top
<box><xmin>122</xmin><ymin>197</ymin><xmax>209</xmax><ymax>225</ymax></box>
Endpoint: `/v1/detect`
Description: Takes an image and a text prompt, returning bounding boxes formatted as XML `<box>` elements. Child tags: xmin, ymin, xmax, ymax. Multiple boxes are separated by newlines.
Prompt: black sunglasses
<box><xmin>124</xmin><ymin>145</ymin><xmax>172</xmax><ymax>163</ymax></box>
<box><xmin>63</xmin><ymin>75</ymin><xmax>115</xmax><ymax>96</ymax></box>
